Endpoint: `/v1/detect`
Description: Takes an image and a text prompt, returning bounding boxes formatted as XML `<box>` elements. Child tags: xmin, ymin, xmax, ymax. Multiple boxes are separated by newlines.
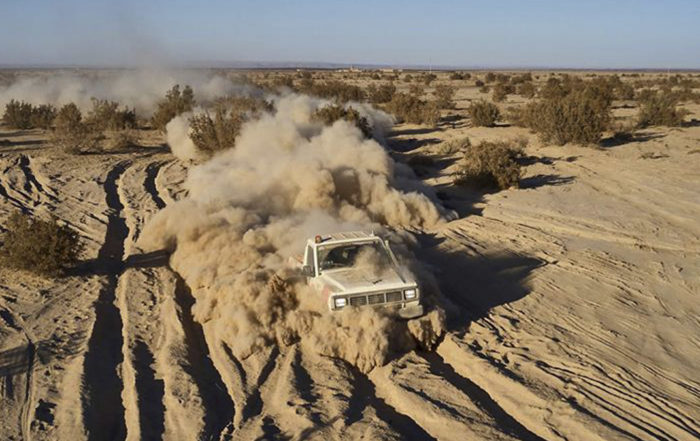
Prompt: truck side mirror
<box><xmin>301</xmin><ymin>265</ymin><xmax>314</xmax><ymax>277</ymax></box>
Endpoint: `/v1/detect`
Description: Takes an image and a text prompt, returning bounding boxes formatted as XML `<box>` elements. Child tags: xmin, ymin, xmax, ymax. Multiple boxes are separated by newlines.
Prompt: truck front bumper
<box><xmin>398</xmin><ymin>301</ymin><xmax>424</xmax><ymax>319</ymax></box>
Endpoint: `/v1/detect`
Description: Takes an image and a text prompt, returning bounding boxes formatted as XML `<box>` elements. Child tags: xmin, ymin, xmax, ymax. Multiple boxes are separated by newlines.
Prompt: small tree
<box><xmin>0</xmin><ymin>212</ymin><xmax>83</xmax><ymax>276</ymax></box>
<box><xmin>151</xmin><ymin>84</ymin><xmax>195</xmax><ymax>131</ymax></box>
<box><xmin>468</xmin><ymin>100</ymin><xmax>500</xmax><ymax>127</ymax></box>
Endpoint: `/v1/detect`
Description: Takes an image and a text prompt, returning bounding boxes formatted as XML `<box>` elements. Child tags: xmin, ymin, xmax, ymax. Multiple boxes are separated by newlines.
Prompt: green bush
<box><xmin>468</xmin><ymin>100</ymin><xmax>500</xmax><ymax>127</ymax></box>
<box><xmin>85</xmin><ymin>98</ymin><xmax>136</xmax><ymax>131</ymax></box>
<box><xmin>637</xmin><ymin>93</ymin><xmax>685</xmax><ymax>127</ymax></box>
<box><xmin>151</xmin><ymin>84</ymin><xmax>195</xmax><ymax>131</ymax></box>
<box><xmin>0</xmin><ymin>212</ymin><xmax>83</xmax><ymax>277</ymax></box>
<box><xmin>312</xmin><ymin>105</ymin><xmax>372</xmax><ymax>138</ymax></box>
<box><xmin>434</xmin><ymin>84</ymin><xmax>456</xmax><ymax>109</ymax></box>
<box><xmin>456</xmin><ymin>140</ymin><xmax>523</xmax><ymax>191</ymax></box>
<box><xmin>522</xmin><ymin>87</ymin><xmax>612</xmax><ymax>145</ymax></box>
<box><xmin>385</xmin><ymin>93</ymin><xmax>440</xmax><ymax>126</ymax></box>
<box><xmin>3</xmin><ymin>100</ymin><xmax>34</xmax><ymax>129</ymax></box>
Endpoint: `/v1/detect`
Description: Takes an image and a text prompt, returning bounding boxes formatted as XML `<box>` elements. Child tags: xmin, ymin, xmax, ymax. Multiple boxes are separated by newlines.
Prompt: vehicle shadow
<box><xmin>413</xmin><ymin>232</ymin><xmax>545</xmax><ymax>330</ymax></box>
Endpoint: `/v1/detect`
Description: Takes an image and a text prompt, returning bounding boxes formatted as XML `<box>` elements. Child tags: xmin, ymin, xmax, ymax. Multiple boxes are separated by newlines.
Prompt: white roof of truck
<box><xmin>312</xmin><ymin>231</ymin><xmax>379</xmax><ymax>245</ymax></box>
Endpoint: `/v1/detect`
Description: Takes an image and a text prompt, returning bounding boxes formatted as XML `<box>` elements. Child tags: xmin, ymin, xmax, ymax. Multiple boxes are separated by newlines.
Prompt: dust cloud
<box><xmin>0</xmin><ymin>70</ymin><xmax>253</xmax><ymax>115</ymax></box>
<box><xmin>142</xmin><ymin>93</ymin><xmax>450</xmax><ymax>372</ymax></box>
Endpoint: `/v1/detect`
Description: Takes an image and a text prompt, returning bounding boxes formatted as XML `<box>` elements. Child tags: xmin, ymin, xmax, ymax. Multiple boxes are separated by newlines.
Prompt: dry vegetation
<box><xmin>456</xmin><ymin>139</ymin><xmax>525</xmax><ymax>190</ymax></box>
<box><xmin>0</xmin><ymin>211</ymin><xmax>83</xmax><ymax>276</ymax></box>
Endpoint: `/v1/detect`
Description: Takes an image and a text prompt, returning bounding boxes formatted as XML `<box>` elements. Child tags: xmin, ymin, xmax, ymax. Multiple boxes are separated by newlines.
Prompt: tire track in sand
<box><xmin>81</xmin><ymin>161</ymin><xmax>130</xmax><ymax>441</ymax></box>
<box><xmin>172</xmin><ymin>273</ymin><xmax>234</xmax><ymax>439</ymax></box>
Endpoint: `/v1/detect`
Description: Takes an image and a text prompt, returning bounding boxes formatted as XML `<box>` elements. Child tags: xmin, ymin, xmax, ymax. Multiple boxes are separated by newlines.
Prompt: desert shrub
<box><xmin>510</xmin><ymin>73</ymin><xmax>533</xmax><ymax>85</ymax></box>
<box><xmin>522</xmin><ymin>87</ymin><xmax>611</xmax><ymax>145</ymax></box>
<box><xmin>435</xmin><ymin>137</ymin><xmax>471</xmax><ymax>155</ymax></box>
<box><xmin>188</xmin><ymin>97</ymin><xmax>271</xmax><ymax>156</ymax></box>
<box><xmin>637</xmin><ymin>93</ymin><xmax>685</xmax><ymax>127</ymax></box>
<box><xmin>85</xmin><ymin>98</ymin><xmax>136</xmax><ymax>131</ymax></box>
<box><xmin>456</xmin><ymin>140</ymin><xmax>523</xmax><ymax>190</ymax></box>
<box><xmin>29</xmin><ymin>104</ymin><xmax>57</xmax><ymax>129</ymax></box>
<box><xmin>2</xmin><ymin>100</ymin><xmax>34</xmax><ymax>129</ymax></box>
<box><xmin>434</xmin><ymin>84</ymin><xmax>456</xmax><ymax>109</ymax></box>
<box><xmin>539</xmin><ymin>77</ymin><xmax>567</xmax><ymax>99</ymax></box>
<box><xmin>492</xmin><ymin>83</ymin><xmax>514</xmax><ymax>102</ymax></box>
<box><xmin>367</xmin><ymin>83</ymin><xmax>396</xmax><ymax>104</ymax></box>
<box><xmin>151</xmin><ymin>84</ymin><xmax>195</xmax><ymax>131</ymax></box>
<box><xmin>385</xmin><ymin>93</ymin><xmax>440</xmax><ymax>126</ymax></box>
<box><xmin>312</xmin><ymin>104</ymin><xmax>372</xmax><ymax>138</ymax></box>
<box><xmin>52</xmin><ymin>103</ymin><xmax>100</xmax><ymax>154</ymax></box>
<box><xmin>273</xmin><ymin>75</ymin><xmax>295</xmax><ymax>89</ymax></box>
<box><xmin>485</xmin><ymin>72</ymin><xmax>496</xmax><ymax>83</ymax></box>
<box><xmin>517</xmin><ymin>82</ymin><xmax>537</xmax><ymax>98</ymax></box>
<box><xmin>308</xmin><ymin>80</ymin><xmax>365</xmax><ymax>103</ymax></box>
<box><xmin>479</xmin><ymin>85</ymin><xmax>490</xmax><ymax>94</ymax></box>
<box><xmin>474</xmin><ymin>79</ymin><xmax>485</xmax><ymax>87</ymax></box>
<box><xmin>189</xmin><ymin>109</ymin><xmax>243</xmax><ymax>156</ymax></box>
<box><xmin>422</xmin><ymin>73</ymin><xmax>437</xmax><ymax>85</ymax></box>
<box><xmin>468</xmin><ymin>100</ymin><xmax>500</xmax><ymax>127</ymax></box>
<box><xmin>0</xmin><ymin>212</ymin><xmax>83</xmax><ymax>277</ymax></box>
<box><xmin>104</xmin><ymin>130</ymin><xmax>139</xmax><ymax>152</ymax></box>
<box><xmin>403</xmin><ymin>74</ymin><xmax>413</xmax><ymax>83</ymax></box>
<box><xmin>449</xmin><ymin>72</ymin><xmax>471</xmax><ymax>81</ymax></box>
<box><xmin>615</xmin><ymin>82</ymin><xmax>635</xmax><ymax>100</ymax></box>
<box><xmin>408</xmin><ymin>84</ymin><xmax>425</xmax><ymax>97</ymax></box>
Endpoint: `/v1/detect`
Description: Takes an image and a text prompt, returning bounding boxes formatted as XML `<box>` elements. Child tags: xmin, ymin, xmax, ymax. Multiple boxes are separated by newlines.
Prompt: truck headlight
<box><xmin>334</xmin><ymin>297</ymin><xmax>347</xmax><ymax>308</ymax></box>
<box><xmin>404</xmin><ymin>289</ymin><xmax>417</xmax><ymax>299</ymax></box>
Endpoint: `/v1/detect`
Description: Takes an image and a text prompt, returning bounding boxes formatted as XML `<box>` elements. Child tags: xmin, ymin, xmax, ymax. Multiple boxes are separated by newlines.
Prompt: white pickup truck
<box><xmin>292</xmin><ymin>231</ymin><xmax>424</xmax><ymax>319</ymax></box>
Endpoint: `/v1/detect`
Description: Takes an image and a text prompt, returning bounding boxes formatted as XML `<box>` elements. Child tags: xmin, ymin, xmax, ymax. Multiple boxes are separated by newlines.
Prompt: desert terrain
<box><xmin>0</xmin><ymin>69</ymin><xmax>698</xmax><ymax>441</ymax></box>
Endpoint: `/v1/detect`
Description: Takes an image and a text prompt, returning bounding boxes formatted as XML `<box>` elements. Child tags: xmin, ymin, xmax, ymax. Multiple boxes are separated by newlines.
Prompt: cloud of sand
<box><xmin>142</xmin><ymin>94</ymin><xmax>450</xmax><ymax>372</ymax></box>
<box><xmin>0</xmin><ymin>70</ymin><xmax>255</xmax><ymax>116</ymax></box>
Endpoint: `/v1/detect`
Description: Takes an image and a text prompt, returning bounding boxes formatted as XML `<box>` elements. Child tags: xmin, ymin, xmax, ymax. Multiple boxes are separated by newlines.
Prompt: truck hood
<box><xmin>320</xmin><ymin>266</ymin><xmax>414</xmax><ymax>294</ymax></box>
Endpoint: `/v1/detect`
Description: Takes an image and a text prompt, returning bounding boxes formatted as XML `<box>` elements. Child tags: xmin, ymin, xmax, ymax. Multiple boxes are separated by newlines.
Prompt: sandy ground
<box><xmin>0</xmin><ymin>74</ymin><xmax>699</xmax><ymax>441</ymax></box>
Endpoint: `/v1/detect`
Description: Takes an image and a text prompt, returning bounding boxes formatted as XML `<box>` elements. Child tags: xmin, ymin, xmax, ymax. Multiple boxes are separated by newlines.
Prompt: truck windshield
<box><xmin>317</xmin><ymin>241</ymin><xmax>391</xmax><ymax>272</ymax></box>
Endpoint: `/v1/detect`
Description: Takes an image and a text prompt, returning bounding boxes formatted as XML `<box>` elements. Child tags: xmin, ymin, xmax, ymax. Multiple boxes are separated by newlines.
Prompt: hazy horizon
<box><xmin>2</xmin><ymin>0</ymin><xmax>699</xmax><ymax>69</ymax></box>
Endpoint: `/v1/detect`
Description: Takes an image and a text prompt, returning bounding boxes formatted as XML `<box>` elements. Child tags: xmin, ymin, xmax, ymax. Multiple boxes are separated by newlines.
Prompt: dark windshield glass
<box><xmin>317</xmin><ymin>241</ymin><xmax>390</xmax><ymax>272</ymax></box>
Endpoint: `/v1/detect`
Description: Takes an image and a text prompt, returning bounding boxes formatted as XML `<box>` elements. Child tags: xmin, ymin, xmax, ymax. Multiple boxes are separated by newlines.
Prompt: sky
<box><xmin>1</xmin><ymin>0</ymin><xmax>699</xmax><ymax>69</ymax></box>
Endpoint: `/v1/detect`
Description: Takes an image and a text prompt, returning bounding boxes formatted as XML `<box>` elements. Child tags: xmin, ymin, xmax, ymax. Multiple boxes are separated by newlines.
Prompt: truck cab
<box><xmin>295</xmin><ymin>231</ymin><xmax>424</xmax><ymax>319</ymax></box>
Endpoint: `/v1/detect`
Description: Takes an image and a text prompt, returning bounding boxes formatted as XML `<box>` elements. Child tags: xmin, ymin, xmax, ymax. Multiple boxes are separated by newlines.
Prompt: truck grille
<box><xmin>348</xmin><ymin>290</ymin><xmax>405</xmax><ymax>307</ymax></box>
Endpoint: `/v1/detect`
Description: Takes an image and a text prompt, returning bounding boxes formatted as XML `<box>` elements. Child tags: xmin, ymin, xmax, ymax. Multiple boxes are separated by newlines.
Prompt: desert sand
<box><xmin>0</xmin><ymin>70</ymin><xmax>698</xmax><ymax>441</ymax></box>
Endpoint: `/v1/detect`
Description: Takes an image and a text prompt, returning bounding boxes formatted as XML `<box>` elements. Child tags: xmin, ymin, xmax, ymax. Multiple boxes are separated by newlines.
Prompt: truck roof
<box><xmin>311</xmin><ymin>231</ymin><xmax>379</xmax><ymax>246</ymax></box>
